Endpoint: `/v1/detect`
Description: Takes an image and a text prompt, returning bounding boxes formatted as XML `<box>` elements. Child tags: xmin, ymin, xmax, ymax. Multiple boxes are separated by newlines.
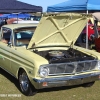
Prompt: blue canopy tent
<box><xmin>47</xmin><ymin>0</ymin><xmax>100</xmax><ymax>12</ymax></box>
<box><xmin>47</xmin><ymin>0</ymin><xmax>100</xmax><ymax>49</ymax></box>
<box><xmin>0</xmin><ymin>14</ymin><xmax>9</xmax><ymax>19</ymax></box>
<box><xmin>0</xmin><ymin>14</ymin><xmax>30</xmax><ymax>19</ymax></box>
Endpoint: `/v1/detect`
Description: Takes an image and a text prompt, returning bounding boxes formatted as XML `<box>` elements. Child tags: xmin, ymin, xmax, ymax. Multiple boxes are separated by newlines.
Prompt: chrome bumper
<box><xmin>33</xmin><ymin>72</ymin><xmax>100</xmax><ymax>89</ymax></box>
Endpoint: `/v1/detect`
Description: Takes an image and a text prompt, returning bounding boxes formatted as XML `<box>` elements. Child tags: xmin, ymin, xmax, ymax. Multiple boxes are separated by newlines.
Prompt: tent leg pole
<box><xmin>86</xmin><ymin>10</ymin><xmax>88</xmax><ymax>49</ymax></box>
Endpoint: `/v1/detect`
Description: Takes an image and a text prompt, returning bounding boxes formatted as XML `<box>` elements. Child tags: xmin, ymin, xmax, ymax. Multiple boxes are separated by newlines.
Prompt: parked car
<box><xmin>0</xmin><ymin>13</ymin><xmax>100</xmax><ymax>96</ymax></box>
<box><xmin>81</xmin><ymin>21</ymin><xmax>100</xmax><ymax>44</ymax></box>
<box><xmin>91</xmin><ymin>12</ymin><xmax>100</xmax><ymax>52</ymax></box>
<box><xmin>30</xmin><ymin>15</ymin><xmax>41</xmax><ymax>21</ymax></box>
<box><xmin>13</xmin><ymin>20</ymin><xmax>39</xmax><ymax>24</ymax></box>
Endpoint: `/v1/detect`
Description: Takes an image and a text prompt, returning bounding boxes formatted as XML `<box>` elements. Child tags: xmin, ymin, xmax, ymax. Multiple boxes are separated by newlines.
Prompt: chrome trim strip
<box><xmin>33</xmin><ymin>72</ymin><xmax>100</xmax><ymax>83</ymax></box>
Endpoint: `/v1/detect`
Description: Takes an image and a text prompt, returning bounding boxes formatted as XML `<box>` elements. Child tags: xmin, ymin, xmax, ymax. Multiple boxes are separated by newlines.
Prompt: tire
<box><xmin>81</xmin><ymin>34</ymin><xmax>86</xmax><ymax>43</ymax></box>
<box><xmin>18</xmin><ymin>69</ymin><xmax>37</xmax><ymax>96</ymax></box>
<box><xmin>82</xmin><ymin>81</ymin><xmax>95</xmax><ymax>87</ymax></box>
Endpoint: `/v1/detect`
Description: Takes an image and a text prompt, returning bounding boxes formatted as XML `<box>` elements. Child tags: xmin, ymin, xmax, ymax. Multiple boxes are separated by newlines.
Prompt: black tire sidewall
<box><xmin>18</xmin><ymin>70</ymin><xmax>33</xmax><ymax>96</ymax></box>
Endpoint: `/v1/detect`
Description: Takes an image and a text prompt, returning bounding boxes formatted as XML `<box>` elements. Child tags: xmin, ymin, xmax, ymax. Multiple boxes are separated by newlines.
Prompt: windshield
<box><xmin>14</xmin><ymin>27</ymin><xmax>36</xmax><ymax>46</ymax></box>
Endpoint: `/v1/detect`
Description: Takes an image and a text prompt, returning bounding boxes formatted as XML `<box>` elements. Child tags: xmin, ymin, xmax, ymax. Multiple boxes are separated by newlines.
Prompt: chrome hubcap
<box><xmin>19</xmin><ymin>73</ymin><xmax>29</xmax><ymax>92</ymax></box>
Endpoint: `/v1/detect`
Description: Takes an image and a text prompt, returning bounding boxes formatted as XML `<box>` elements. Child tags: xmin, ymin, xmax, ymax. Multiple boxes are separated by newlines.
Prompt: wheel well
<box><xmin>18</xmin><ymin>68</ymin><xmax>37</xmax><ymax>92</ymax></box>
<box><xmin>18</xmin><ymin>68</ymin><xmax>24</xmax><ymax>78</ymax></box>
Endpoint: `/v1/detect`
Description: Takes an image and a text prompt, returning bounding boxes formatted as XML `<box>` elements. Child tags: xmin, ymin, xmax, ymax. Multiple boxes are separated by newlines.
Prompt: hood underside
<box><xmin>27</xmin><ymin>13</ymin><xmax>88</xmax><ymax>49</ymax></box>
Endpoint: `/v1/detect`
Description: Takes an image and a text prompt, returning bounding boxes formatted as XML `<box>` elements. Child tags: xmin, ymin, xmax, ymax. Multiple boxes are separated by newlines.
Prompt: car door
<box><xmin>0</xmin><ymin>27</ymin><xmax>12</xmax><ymax>73</ymax></box>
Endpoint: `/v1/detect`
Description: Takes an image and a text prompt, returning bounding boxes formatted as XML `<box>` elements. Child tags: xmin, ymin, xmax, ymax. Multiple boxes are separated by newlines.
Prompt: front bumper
<box><xmin>32</xmin><ymin>72</ymin><xmax>100</xmax><ymax>89</ymax></box>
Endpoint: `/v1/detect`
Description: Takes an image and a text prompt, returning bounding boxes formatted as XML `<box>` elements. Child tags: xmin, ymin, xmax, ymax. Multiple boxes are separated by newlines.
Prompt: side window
<box><xmin>15</xmin><ymin>31</ymin><xmax>33</xmax><ymax>46</ymax></box>
<box><xmin>1</xmin><ymin>28</ymin><xmax>11</xmax><ymax>44</ymax></box>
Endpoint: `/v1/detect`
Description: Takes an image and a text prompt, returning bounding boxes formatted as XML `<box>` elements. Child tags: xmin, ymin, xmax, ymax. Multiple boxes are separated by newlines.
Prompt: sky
<box><xmin>18</xmin><ymin>0</ymin><xmax>67</xmax><ymax>12</ymax></box>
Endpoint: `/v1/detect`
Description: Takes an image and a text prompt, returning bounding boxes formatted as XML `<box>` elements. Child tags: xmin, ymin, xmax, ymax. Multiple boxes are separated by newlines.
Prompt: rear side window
<box><xmin>1</xmin><ymin>27</ymin><xmax>11</xmax><ymax>44</ymax></box>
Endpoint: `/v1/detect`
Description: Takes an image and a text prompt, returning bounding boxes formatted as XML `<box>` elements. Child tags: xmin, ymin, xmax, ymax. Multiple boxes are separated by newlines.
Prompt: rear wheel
<box><xmin>18</xmin><ymin>69</ymin><xmax>37</xmax><ymax>96</ymax></box>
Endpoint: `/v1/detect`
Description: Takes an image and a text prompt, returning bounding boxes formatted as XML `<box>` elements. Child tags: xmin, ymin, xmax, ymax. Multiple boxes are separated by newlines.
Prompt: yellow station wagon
<box><xmin>0</xmin><ymin>13</ymin><xmax>100</xmax><ymax>96</ymax></box>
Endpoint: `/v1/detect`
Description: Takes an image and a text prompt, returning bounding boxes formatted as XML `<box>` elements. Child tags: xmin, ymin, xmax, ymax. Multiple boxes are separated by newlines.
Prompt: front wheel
<box><xmin>18</xmin><ymin>69</ymin><xmax>37</xmax><ymax>96</ymax></box>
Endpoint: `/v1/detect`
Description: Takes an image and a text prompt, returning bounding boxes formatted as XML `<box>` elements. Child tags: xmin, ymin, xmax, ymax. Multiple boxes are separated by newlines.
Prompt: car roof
<box><xmin>2</xmin><ymin>23</ymin><xmax>38</xmax><ymax>30</ymax></box>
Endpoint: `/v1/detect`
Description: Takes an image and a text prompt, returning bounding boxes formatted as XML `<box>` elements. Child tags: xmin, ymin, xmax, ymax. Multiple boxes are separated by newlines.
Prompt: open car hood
<box><xmin>27</xmin><ymin>13</ymin><xmax>88</xmax><ymax>49</ymax></box>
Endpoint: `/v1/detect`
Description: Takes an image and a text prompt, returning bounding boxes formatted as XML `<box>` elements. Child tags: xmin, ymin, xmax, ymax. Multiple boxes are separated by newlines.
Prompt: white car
<box><xmin>13</xmin><ymin>20</ymin><xmax>39</xmax><ymax>24</ymax></box>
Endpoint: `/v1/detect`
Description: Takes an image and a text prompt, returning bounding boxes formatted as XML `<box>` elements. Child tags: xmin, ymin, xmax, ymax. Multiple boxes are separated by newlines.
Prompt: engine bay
<box><xmin>34</xmin><ymin>48</ymin><xmax>96</xmax><ymax>64</ymax></box>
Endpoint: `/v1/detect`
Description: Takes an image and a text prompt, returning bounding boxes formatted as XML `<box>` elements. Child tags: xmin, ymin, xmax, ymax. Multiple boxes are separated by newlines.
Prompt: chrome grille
<box><xmin>47</xmin><ymin>60</ymin><xmax>97</xmax><ymax>75</ymax></box>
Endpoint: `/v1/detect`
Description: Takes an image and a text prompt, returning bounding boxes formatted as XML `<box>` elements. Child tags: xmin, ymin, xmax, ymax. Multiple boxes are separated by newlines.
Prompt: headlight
<box><xmin>39</xmin><ymin>67</ymin><xmax>49</xmax><ymax>78</ymax></box>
